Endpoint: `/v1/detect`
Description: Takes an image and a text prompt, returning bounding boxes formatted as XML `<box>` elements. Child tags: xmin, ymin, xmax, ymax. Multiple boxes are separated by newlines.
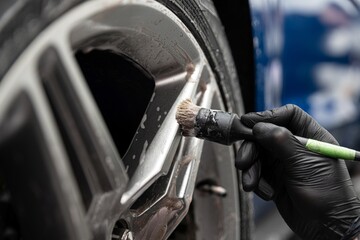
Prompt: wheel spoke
<box><xmin>0</xmin><ymin>52</ymin><xmax>90</xmax><ymax>239</ymax></box>
<box><xmin>122</xmin><ymin>70</ymin><xmax>221</xmax><ymax>239</ymax></box>
<box><xmin>51</xmin><ymin>39</ymin><xmax>128</xmax><ymax>192</ymax></box>
<box><xmin>121</xmin><ymin>61</ymin><xmax>208</xmax><ymax>204</ymax></box>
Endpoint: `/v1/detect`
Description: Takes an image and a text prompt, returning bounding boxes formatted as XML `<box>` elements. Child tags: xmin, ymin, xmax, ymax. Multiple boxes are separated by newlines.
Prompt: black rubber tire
<box><xmin>213</xmin><ymin>0</ymin><xmax>256</xmax><ymax>113</ymax></box>
<box><xmin>0</xmin><ymin>0</ymin><xmax>253</xmax><ymax>239</ymax></box>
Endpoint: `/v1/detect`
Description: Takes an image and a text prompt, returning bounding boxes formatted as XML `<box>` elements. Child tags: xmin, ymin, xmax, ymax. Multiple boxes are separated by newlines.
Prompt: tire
<box><xmin>0</xmin><ymin>0</ymin><xmax>252</xmax><ymax>239</ymax></box>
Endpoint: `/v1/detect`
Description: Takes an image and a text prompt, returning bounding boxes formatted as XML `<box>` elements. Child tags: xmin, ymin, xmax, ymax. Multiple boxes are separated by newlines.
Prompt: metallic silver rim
<box><xmin>1</xmin><ymin>1</ymin><xmax>241</xmax><ymax>239</ymax></box>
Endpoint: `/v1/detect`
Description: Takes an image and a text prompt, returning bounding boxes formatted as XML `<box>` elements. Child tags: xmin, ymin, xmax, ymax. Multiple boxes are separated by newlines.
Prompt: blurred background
<box><xmin>249</xmin><ymin>0</ymin><xmax>360</xmax><ymax>239</ymax></box>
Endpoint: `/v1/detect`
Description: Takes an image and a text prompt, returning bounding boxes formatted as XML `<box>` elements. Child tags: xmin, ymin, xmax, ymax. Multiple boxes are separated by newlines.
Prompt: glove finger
<box><xmin>242</xmin><ymin>163</ymin><xmax>275</xmax><ymax>201</ymax></box>
<box><xmin>254</xmin><ymin>178</ymin><xmax>275</xmax><ymax>201</ymax></box>
<box><xmin>252</xmin><ymin>122</ymin><xmax>302</xmax><ymax>160</ymax></box>
<box><xmin>242</xmin><ymin>161</ymin><xmax>260</xmax><ymax>191</ymax></box>
<box><xmin>237</xmin><ymin>141</ymin><xmax>274</xmax><ymax>200</ymax></box>
<box><xmin>241</xmin><ymin>104</ymin><xmax>337</xmax><ymax>144</ymax></box>
<box><xmin>236</xmin><ymin>141</ymin><xmax>259</xmax><ymax>170</ymax></box>
<box><xmin>241</xmin><ymin>104</ymin><xmax>302</xmax><ymax>128</ymax></box>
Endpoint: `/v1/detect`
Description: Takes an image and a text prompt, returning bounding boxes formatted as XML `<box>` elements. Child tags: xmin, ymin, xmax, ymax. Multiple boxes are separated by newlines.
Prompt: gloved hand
<box><xmin>236</xmin><ymin>104</ymin><xmax>360</xmax><ymax>240</ymax></box>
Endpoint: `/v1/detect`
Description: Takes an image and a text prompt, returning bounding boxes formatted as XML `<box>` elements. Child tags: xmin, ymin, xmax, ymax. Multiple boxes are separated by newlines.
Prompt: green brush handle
<box><xmin>193</xmin><ymin>109</ymin><xmax>360</xmax><ymax>161</ymax></box>
<box><xmin>296</xmin><ymin>136</ymin><xmax>360</xmax><ymax>161</ymax></box>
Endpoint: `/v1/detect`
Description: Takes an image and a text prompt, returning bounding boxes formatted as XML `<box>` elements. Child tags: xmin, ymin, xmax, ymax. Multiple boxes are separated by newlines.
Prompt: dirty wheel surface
<box><xmin>0</xmin><ymin>0</ymin><xmax>251</xmax><ymax>239</ymax></box>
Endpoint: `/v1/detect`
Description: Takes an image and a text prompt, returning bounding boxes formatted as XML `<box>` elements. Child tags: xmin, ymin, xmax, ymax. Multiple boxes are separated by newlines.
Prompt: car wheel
<box><xmin>0</xmin><ymin>0</ymin><xmax>252</xmax><ymax>239</ymax></box>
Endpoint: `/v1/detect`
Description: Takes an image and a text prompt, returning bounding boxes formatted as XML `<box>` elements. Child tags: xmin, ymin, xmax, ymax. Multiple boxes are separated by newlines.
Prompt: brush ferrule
<box><xmin>195</xmin><ymin>108</ymin><xmax>235</xmax><ymax>145</ymax></box>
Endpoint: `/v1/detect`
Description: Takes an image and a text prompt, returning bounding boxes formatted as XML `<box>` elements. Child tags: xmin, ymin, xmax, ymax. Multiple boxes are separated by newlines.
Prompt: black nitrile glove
<box><xmin>236</xmin><ymin>104</ymin><xmax>360</xmax><ymax>240</ymax></box>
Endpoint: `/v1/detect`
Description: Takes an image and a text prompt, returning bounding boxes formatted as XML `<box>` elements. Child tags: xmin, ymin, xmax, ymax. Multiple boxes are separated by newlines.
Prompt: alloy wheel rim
<box><xmin>1</xmin><ymin>1</ymin><xmax>241</xmax><ymax>239</ymax></box>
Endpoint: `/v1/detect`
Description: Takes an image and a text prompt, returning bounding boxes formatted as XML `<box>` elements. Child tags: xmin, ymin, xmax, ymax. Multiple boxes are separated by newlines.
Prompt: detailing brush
<box><xmin>176</xmin><ymin>99</ymin><xmax>360</xmax><ymax>161</ymax></box>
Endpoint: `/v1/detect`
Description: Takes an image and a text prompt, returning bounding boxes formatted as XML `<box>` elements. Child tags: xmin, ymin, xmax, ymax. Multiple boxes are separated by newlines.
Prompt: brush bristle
<box><xmin>176</xmin><ymin>99</ymin><xmax>201</xmax><ymax>136</ymax></box>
